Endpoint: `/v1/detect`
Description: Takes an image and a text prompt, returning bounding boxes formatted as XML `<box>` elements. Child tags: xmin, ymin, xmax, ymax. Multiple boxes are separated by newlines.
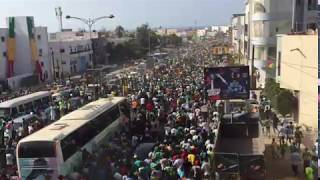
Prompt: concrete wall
<box><xmin>35</xmin><ymin>27</ymin><xmax>52</xmax><ymax>82</ymax></box>
<box><xmin>8</xmin><ymin>17</ymin><xmax>33</xmax><ymax>76</ymax></box>
<box><xmin>277</xmin><ymin>34</ymin><xmax>317</xmax><ymax>128</ymax></box>
<box><xmin>0</xmin><ymin>28</ymin><xmax>7</xmax><ymax>80</ymax></box>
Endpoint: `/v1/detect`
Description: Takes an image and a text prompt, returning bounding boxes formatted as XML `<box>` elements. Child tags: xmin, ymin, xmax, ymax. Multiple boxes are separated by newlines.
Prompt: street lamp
<box><xmin>65</xmin><ymin>14</ymin><xmax>114</xmax><ymax>67</ymax></box>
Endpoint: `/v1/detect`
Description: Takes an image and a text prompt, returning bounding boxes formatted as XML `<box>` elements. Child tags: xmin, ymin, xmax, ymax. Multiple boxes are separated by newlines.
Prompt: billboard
<box><xmin>204</xmin><ymin>66</ymin><xmax>250</xmax><ymax>100</ymax></box>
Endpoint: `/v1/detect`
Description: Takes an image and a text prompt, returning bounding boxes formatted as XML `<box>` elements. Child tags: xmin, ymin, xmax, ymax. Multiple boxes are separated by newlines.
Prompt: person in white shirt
<box><xmin>140</xmin><ymin>97</ymin><xmax>145</xmax><ymax>106</ymax></box>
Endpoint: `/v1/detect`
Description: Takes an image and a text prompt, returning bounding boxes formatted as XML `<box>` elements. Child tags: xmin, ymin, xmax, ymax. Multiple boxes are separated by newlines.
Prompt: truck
<box><xmin>214</xmin><ymin>112</ymin><xmax>266</xmax><ymax>180</ymax></box>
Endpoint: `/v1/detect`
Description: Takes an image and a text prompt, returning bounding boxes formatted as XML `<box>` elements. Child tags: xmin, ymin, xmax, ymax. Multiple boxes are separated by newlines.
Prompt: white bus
<box><xmin>16</xmin><ymin>97</ymin><xmax>130</xmax><ymax>179</ymax></box>
<box><xmin>0</xmin><ymin>91</ymin><xmax>51</xmax><ymax>120</ymax></box>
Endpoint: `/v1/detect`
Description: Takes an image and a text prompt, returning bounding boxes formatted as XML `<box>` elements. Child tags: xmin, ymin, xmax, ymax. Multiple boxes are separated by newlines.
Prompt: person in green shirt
<box><xmin>305</xmin><ymin>165</ymin><xmax>314</xmax><ymax>180</ymax></box>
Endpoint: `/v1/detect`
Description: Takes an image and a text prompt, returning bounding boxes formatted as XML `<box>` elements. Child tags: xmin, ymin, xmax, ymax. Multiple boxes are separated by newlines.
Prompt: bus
<box><xmin>16</xmin><ymin>96</ymin><xmax>130</xmax><ymax>179</ymax></box>
<box><xmin>0</xmin><ymin>91</ymin><xmax>51</xmax><ymax>120</ymax></box>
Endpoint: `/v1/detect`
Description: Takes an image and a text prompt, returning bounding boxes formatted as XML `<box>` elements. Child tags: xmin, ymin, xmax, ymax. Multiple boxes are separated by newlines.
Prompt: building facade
<box><xmin>231</xmin><ymin>14</ymin><xmax>246</xmax><ymax>65</ymax></box>
<box><xmin>276</xmin><ymin>34</ymin><xmax>317</xmax><ymax>128</ymax></box>
<box><xmin>245</xmin><ymin>0</ymin><xmax>318</xmax><ymax>88</ymax></box>
<box><xmin>49</xmin><ymin>38</ymin><xmax>93</xmax><ymax>78</ymax></box>
<box><xmin>0</xmin><ymin>16</ymin><xmax>52</xmax><ymax>89</ymax></box>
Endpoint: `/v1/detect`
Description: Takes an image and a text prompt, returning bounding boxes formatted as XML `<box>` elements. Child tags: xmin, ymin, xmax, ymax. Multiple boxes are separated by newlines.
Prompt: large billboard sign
<box><xmin>204</xmin><ymin>66</ymin><xmax>250</xmax><ymax>100</ymax></box>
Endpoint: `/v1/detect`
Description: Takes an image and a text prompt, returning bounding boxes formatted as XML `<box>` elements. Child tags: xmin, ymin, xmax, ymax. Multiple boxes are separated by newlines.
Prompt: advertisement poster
<box><xmin>204</xmin><ymin>66</ymin><xmax>250</xmax><ymax>100</ymax></box>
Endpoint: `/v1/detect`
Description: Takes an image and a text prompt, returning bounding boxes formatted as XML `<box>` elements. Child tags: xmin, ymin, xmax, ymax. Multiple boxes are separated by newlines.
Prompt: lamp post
<box><xmin>65</xmin><ymin>14</ymin><xmax>114</xmax><ymax>68</ymax></box>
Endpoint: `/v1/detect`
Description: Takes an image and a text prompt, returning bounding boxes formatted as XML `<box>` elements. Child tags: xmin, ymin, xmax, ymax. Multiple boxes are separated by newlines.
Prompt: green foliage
<box><xmin>275</xmin><ymin>89</ymin><xmax>296</xmax><ymax>116</ymax></box>
<box><xmin>136</xmin><ymin>24</ymin><xmax>159</xmax><ymax>50</ymax></box>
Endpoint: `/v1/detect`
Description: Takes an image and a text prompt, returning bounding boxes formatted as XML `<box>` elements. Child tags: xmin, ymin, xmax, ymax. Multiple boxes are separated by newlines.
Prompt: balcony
<box><xmin>251</xmin><ymin>36</ymin><xmax>276</xmax><ymax>46</ymax></box>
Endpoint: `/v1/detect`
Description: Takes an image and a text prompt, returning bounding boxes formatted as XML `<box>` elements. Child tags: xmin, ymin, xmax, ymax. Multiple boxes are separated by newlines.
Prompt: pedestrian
<box><xmin>271</xmin><ymin>138</ymin><xmax>279</xmax><ymax>159</ymax></box>
<box><xmin>302</xmin><ymin>148</ymin><xmax>312</xmax><ymax>173</ymax></box>
<box><xmin>272</xmin><ymin>113</ymin><xmax>279</xmax><ymax>133</ymax></box>
<box><xmin>265</xmin><ymin>120</ymin><xmax>271</xmax><ymax>137</ymax></box>
<box><xmin>294</xmin><ymin>127</ymin><xmax>303</xmax><ymax>150</ymax></box>
<box><xmin>290</xmin><ymin>150</ymin><xmax>302</xmax><ymax>176</ymax></box>
<box><xmin>278</xmin><ymin>123</ymin><xmax>286</xmax><ymax>146</ymax></box>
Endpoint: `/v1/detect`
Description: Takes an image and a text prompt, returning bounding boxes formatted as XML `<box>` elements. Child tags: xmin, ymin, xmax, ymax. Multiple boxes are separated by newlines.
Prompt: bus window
<box><xmin>119</xmin><ymin>102</ymin><xmax>130</xmax><ymax>117</ymax></box>
<box><xmin>42</xmin><ymin>97</ymin><xmax>50</xmax><ymax>105</ymax></box>
<box><xmin>34</xmin><ymin>99</ymin><xmax>42</xmax><ymax>108</ymax></box>
<box><xmin>18</xmin><ymin>141</ymin><xmax>56</xmax><ymax>158</ymax></box>
<box><xmin>0</xmin><ymin>108</ymin><xmax>10</xmax><ymax>118</ymax></box>
<box><xmin>18</xmin><ymin>105</ymin><xmax>25</xmax><ymax>113</ymax></box>
<box><xmin>61</xmin><ymin>136</ymin><xmax>78</xmax><ymax>161</ymax></box>
<box><xmin>25</xmin><ymin>102</ymin><xmax>33</xmax><ymax>113</ymax></box>
<box><xmin>11</xmin><ymin>107</ymin><xmax>18</xmax><ymax>117</ymax></box>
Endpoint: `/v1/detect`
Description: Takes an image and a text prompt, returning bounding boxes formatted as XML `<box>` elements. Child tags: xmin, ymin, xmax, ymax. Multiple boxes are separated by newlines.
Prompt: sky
<box><xmin>0</xmin><ymin>0</ymin><xmax>244</xmax><ymax>32</ymax></box>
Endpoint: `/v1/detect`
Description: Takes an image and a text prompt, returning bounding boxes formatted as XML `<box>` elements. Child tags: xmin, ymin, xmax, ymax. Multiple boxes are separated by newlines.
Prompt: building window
<box><xmin>308</xmin><ymin>0</ymin><xmax>317</xmax><ymax>10</ymax></box>
<box><xmin>254</xmin><ymin>2</ymin><xmax>266</xmax><ymax>13</ymax></box>
<box><xmin>275</xmin><ymin>27</ymin><xmax>279</xmax><ymax>33</ymax></box>
<box><xmin>3</xmin><ymin>52</ymin><xmax>6</xmax><ymax>57</ymax></box>
<box><xmin>41</xmin><ymin>62</ymin><xmax>44</xmax><ymax>67</ymax></box>
<box><xmin>278</xmin><ymin>52</ymin><xmax>281</xmax><ymax>76</ymax></box>
<box><xmin>39</xmin><ymin>49</ymin><xmax>43</xmax><ymax>56</ymax></box>
<box><xmin>37</xmin><ymin>35</ymin><xmax>41</xmax><ymax>40</ymax></box>
<box><xmin>253</xmin><ymin>21</ymin><xmax>264</xmax><ymax>37</ymax></box>
<box><xmin>1</xmin><ymin>36</ymin><xmax>4</xmax><ymax>42</ymax></box>
<box><xmin>60</xmin><ymin>48</ymin><xmax>65</xmax><ymax>53</ymax></box>
<box><xmin>307</xmin><ymin>23</ymin><xmax>317</xmax><ymax>30</ymax></box>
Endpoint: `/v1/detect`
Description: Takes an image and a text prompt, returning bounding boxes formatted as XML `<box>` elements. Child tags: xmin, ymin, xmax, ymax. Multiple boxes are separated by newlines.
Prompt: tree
<box><xmin>136</xmin><ymin>24</ymin><xmax>159</xmax><ymax>51</ymax></box>
<box><xmin>115</xmin><ymin>25</ymin><xmax>125</xmax><ymax>38</ymax></box>
<box><xmin>275</xmin><ymin>89</ymin><xmax>296</xmax><ymax>117</ymax></box>
<box><xmin>263</xmin><ymin>78</ymin><xmax>281</xmax><ymax>108</ymax></box>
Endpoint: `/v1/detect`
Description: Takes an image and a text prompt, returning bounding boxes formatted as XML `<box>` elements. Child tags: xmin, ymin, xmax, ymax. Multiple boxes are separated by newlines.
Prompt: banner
<box><xmin>204</xmin><ymin>66</ymin><xmax>250</xmax><ymax>100</ymax></box>
<box><xmin>7</xmin><ymin>17</ymin><xmax>15</xmax><ymax>77</ymax></box>
<box><xmin>27</xmin><ymin>17</ymin><xmax>43</xmax><ymax>81</ymax></box>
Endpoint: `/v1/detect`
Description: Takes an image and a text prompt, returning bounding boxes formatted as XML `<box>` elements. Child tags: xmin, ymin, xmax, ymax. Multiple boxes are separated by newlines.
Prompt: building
<box><xmin>196</xmin><ymin>29</ymin><xmax>207</xmax><ymax>38</ymax></box>
<box><xmin>0</xmin><ymin>16</ymin><xmax>52</xmax><ymax>89</ymax></box>
<box><xmin>210</xmin><ymin>25</ymin><xmax>229</xmax><ymax>33</ymax></box>
<box><xmin>211</xmin><ymin>44</ymin><xmax>231</xmax><ymax>56</ymax></box>
<box><xmin>49</xmin><ymin>35</ymin><xmax>93</xmax><ymax>78</ymax></box>
<box><xmin>276</xmin><ymin>33</ymin><xmax>317</xmax><ymax>128</ymax></box>
<box><xmin>231</xmin><ymin>14</ymin><xmax>246</xmax><ymax>65</ymax></box>
<box><xmin>245</xmin><ymin>0</ymin><xmax>318</xmax><ymax>88</ymax></box>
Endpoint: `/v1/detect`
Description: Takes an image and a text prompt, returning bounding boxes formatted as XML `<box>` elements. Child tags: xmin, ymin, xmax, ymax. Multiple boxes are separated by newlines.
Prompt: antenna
<box><xmin>55</xmin><ymin>6</ymin><xmax>63</xmax><ymax>32</ymax></box>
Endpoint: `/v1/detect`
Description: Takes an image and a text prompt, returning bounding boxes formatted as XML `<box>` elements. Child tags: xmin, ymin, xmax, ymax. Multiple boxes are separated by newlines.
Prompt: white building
<box><xmin>196</xmin><ymin>29</ymin><xmax>207</xmax><ymax>37</ymax></box>
<box><xmin>231</xmin><ymin>14</ymin><xmax>246</xmax><ymax>64</ymax></box>
<box><xmin>245</xmin><ymin>0</ymin><xmax>318</xmax><ymax>88</ymax></box>
<box><xmin>35</xmin><ymin>27</ymin><xmax>52</xmax><ymax>81</ymax></box>
<box><xmin>210</xmin><ymin>25</ymin><xmax>229</xmax><ymax>33</ymax></box>
<box><xmin>0</xmin><ymin>28</ymin><xmax>8</xmax><ymax>80</ymax></box>
<box><xmin>0</xmin><ymin>16</ymin><xmax>52</xmax><ymax>87</ymax></box>
<box><xmin>49</xmin><ymin>32</ymin><xmax>93</xmax><ymax>77</ymax></box>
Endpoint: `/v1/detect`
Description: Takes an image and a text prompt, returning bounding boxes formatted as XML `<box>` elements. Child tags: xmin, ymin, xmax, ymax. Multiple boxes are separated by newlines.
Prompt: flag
<box><xmin>27</xmin><ymin>17</ymin><xmax>43</xmax><ymax>81</ymax></box>
<box><xmin>7</xmin><ymin>17</ymin><xmax>16</xmax><ymax>77</ymax></box>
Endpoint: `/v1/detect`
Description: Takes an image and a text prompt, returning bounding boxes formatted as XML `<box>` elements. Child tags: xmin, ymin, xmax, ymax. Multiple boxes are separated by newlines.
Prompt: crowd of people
<box><xmin>0</xmin><ymin>44</ymin><xmax>317</xmax><ymax>180</ymax></box>
<box><xmin>57</xmin><ymin>51</ymin><xmax>223</xmax><ymax>180</ymax></box>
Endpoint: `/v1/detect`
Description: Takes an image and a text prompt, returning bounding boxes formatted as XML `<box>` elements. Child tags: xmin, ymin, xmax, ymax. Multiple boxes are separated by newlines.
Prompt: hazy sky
<box><xmin>0</xmin><ymin>0</ymin><xmax>244</xmax><ymax>32</ymax></box>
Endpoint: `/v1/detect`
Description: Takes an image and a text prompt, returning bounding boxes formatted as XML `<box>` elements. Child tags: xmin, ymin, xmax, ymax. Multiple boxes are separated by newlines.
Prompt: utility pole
<box><xmin>51</xmin><ymin>48</ymin><xmax>56</xmax><ymax>82</ymax></box>
<box><xmin>55</xmin><ymin>7</ymin><xmax>63</xmax><ymax>32</ymax></box>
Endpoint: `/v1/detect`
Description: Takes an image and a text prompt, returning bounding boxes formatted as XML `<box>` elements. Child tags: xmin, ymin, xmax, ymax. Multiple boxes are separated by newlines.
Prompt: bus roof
<box><xmin>18</xmin><ymin>96</ymin><xmax>126</xmax><ymax>143</ymax></box>
<box><xmin>0</xmin><ymin>91</ymin><xmax>51</xmax><ymax>108</ymax></box>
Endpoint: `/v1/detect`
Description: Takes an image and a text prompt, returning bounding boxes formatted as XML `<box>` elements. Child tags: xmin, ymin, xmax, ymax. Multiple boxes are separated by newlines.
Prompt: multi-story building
<box><xmin>245</xmin><ymin>0</ymin><xmax>318</xmax><ymax>88</ymax></box>
<box><xmin>0</xmin><ymin>16</ymin><xmax>52</xmax><ymax>89</ymax></box>
<box><xmin>49</xmin><ymin>35</ymin><xmax>93</xmax><ymax>78</ymax></box>
<box><xmin>231</xmin><ymin>14</ymin><xmax>246</xmax><ymax>65</ymax></box>
<box><xmin>276</xmin><ymin>33</ymin><xmax>317</xmax><ymax>128</ymax></box>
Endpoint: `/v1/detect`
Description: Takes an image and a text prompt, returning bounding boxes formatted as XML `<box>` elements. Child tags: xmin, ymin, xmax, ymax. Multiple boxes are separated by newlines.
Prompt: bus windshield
<box><xmin>0</xmin><ymin>108</ymin><xmax>10</xmax><ymax>118</ymax></box>
<box><xmin>18</xmin><ymin>141</ymin><xmax>56</xmax><ymax>158</ymax></box>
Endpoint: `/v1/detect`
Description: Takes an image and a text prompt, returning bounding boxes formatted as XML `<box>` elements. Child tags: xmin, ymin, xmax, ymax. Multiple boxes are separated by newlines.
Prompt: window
<box><xmin>278</xmin><ymin>52</ymin><xmax>281</xmax><ymax>76</ymax></box>
<box><xmin>275</xmin><ymin>27</ymin><xmax>279</xmax><ymax>33</ymax></box>
<box><xmin>254</xmin><ymin>2</ymin><xmax>266</xmax><ymax>13</ymax></box>
<box><xmin>61</xmin><ymin>105</ymin><xmax>120</xmax><ymax>161</ymax></box>
<box><xmin>307</xmin><ymin>23</ymin><xmax>317</xmax><ymax>30</ymax></box>
<box><xmin>253</xmin><ymin>21</ymin><xmax>264</xmax><ymax>37</ymax></box>
<box><xmin>41</xmin><ymin>62</ymin><xmax>44</xmax><ymax>67</ymax></box>
<box><xmin>308</xmin><ymin>0</ymin><xmax>317</xmax><ymax>10</ymax></box>
<box><xmin>60</xmin><ymin>48</ymin><xmax>65</xmax><ymax>53</ymax></box>
<box><xmin>39</xmin><ymin>49</ymin><xmax>43</xmax><ymax>56</ymax></box>
<box><xmin>1</xmin><ymin>36</ymin><xmax>4</xmax><ymax>42</ymax></box>
<box><xmin>18</xmin><ymin>141</ymin><xmax>56</xmax><ymax>158</ymax></box>
<box><xmin>18</xmin><ymin>105</ymin><xmax>25</xmax><ymax>112</ymax></box>
<box><xmin>11</xmin><ymin>107</ymin><xmax>18</xmax><ymax>117</ymax></box>
<box><xmin>3</xmin><ymin>52</ymin><xmax>6</xmax><ymax>57</ymax></box>
<box><xmin>37</xmin><ymin>34</ymin><xmax>41</xmax><ymax>40</ymax></box>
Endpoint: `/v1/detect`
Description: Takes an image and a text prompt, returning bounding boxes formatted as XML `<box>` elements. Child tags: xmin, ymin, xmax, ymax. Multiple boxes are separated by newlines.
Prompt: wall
<box><xmin>277</xmin><ymin>34</ymin><xmax>317</xmax><ymax>128</ymax></box>
<box><xmin>0</xmin><ymin>28</ymin><xmax>7</xmax><ymax>80</ymax></box>
<box><xmin>35</xmin><ymin>27</ymin><xmax>52</xmax><ymax>82</ymax></box>
<box><xmin>9</xmin><ymin>16</ymin><xmax>33</xmax><ymax>76</ymax></box>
